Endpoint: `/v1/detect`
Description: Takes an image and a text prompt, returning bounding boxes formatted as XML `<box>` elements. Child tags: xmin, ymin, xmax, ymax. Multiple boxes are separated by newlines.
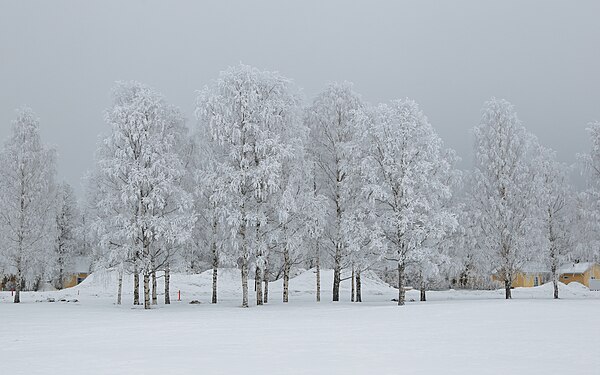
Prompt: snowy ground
<box><xmin>1</xmin><ymin>269</ymin><xmax>599</xmax><ymax>374</ymax></box>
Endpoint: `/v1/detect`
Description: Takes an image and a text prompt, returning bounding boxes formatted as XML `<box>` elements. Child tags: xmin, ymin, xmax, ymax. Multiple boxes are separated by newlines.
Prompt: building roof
<box><xmin>519</xmin><ymin>262</ymin><xmax>549</xmax><ymax>274</ymax></box>
<box><xmin>559</xmin><ymin>262</ymin><xmax>595</xmax><ymax>274</ymax></box>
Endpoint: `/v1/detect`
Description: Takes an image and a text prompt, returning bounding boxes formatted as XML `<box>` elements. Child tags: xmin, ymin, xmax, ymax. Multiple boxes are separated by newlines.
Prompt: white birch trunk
<box><xmin>419</xmin><ymin>271</ymin><xmax>426</xmax><ymax>302</ymax></box>
<box><xmin>143</xmin><ymin>271</ymin><xmax>150</xmax><ymax>309</ymax></box>
<box><xmin>316</xmin><ymin>248</ymin><xmax>321</xmax><ymax>302</ymax></box>
<box><xmin>356</xmin><ymin>269</ymin><xmax>362</xmax><ymax>302</ymax></box>
<box><xmin>549</xmin><ymin>216</ymin><xmax>559</xmax><ymax>299</ymax></box>
<box><xmin>332</xmin><ymin>165</ymin><xmax>345</xmax><ymax>302</ymax></box>
<box><xmin>332</xmin><ymin>241</ymin><xmax>342</xmax><ymax>302</ymax></box>
<box><xmin>240</xmin><ymin>220</ymin><xmax>249</xmax><ymax>308</ymax></box>
<box><xmin>255</xmin><ymin>266</ymin><xmax>263</xmax><ymax>306</ymax></box>
<box><xmin>263</xmin><ymin>263</ymin><xmax>269</xmax><ymax>304</ymax></box>
<box><xmin>211</xmin><ymin>238</ymin><xmax>218</xmax><ymax>304</ymax></box>
<box><xmin>398</xmin><ymin>262</ymin><xmax>405</xmax><ymax>306</ymax></box>
<box><xmin>151</xmin><ymin>270</ymin><xmax>157</xmax><ymax>305</ymax></box>
<box><xmin>241</xmin><ymin>259</ymin><xmax>249</xmax><ymax>308</ymax></box>
<box><xmin>283</xmin><ymin>245</ymin><xmax>290</xmax><ymax>303</ymax></box>
<box><xmin>14</xmin><ymin>266</ymin><xmax>21</xmax><ymax>304</ymax></box>
<box><xmin>333</xmin><ymin>242</ymin><xmax>342</xmax><ymax>302</ymax></box>
<box><xmin>211</xmin><ymin>216</ymin><xmax>218</xmax><ymax>304</ymax></box>
<box><xmin>351</xmin><ymin>265</ymin><xmax>355</xmax><ymax>302</ymax></box>
<box><xmin>552</xmin><ymin>264</ymin><xmax>559</xmax><ymax>299</ymax></box>
<box><xmin>164</xmin><ymin>265</ymin><xmax>171</xmax><ymax>305</ymax></box>
<box><xmin>133</xmin><ymin>267</ymin><xmax>140</xmax><ymax>305</ymax></box>
<box><xmin>117</xmin><ymin>268</ymin><xmax>123</xmax><ymax>305</ymax></box>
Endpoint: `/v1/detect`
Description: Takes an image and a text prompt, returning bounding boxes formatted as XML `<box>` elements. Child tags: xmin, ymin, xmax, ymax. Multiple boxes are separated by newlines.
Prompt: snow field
<box><xmin>1</xmin><ymin>269</ymin><xmax>599</xmax><ymax>374</ymax></box>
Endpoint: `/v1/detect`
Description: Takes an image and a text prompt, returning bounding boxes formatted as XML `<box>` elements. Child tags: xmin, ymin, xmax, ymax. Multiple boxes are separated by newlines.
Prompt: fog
<box><xmin>1</xmin><ymin>0</ymin><xmax>598</xmax><ymax>194</ymax></box>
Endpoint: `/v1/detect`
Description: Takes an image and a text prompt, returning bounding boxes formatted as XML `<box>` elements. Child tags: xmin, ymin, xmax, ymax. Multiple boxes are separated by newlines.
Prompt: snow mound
<box><xmin>65</xmin><ymin>267</ymin><xmax>393</xmax><ymax>301</ymax></box>
<box><xmin>506</xmin><ymin>281</ymin><xmax>592</xmax><ymax>299</ymax></box>
<box><xmin>287</xmin><ymin>268</ymin><xmax>393</xmax><ymax>295</ymax></box>
<box><xmin>37</xmin><ymin>282</ymin><xmax>57</xmax><ymax>292</ymax></box>
<box><xmin>20</xmin><ymin>267</ymin><xmax>597</xmax><ymax>304</ymax></box>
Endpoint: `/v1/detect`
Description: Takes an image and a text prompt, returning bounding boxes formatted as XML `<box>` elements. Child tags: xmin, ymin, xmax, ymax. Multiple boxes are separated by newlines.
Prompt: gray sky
<box><xmin>1</xmin><ymin>0</ymin><xmax>599</xmax><ymax>195</ymax></box>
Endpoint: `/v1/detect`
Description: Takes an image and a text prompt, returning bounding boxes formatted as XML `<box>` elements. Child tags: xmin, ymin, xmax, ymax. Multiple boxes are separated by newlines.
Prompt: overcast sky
<box><xmin>1</xmin><ymin>0</ymin><xmax>599</xmax><ymax>195</ymax></box>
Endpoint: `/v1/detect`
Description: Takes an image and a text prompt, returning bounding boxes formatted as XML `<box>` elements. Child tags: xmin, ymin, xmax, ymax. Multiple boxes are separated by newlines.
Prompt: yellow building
<box><xmin>511</xmin><ymin>272</ymin><xmax>548</xmax><ymax>288</ymax></box>
<box><xmin>492</xmin><ymin>262</ymin><xmax>550</xmax><ymax>288</ymax></box>
<box><xmin>559</xmin><ymin>262</ymin><xmax>600</xmax><ymax>290</ymax></box>
<box><xmin>63</xmin><ymin>273</ymin><xmax>89</xmax><ymax>288</ymax></box>
<box><xmin>61</xmin><ymin>256</ymin><xmax>91</xmax><ymax>289</ymax></box>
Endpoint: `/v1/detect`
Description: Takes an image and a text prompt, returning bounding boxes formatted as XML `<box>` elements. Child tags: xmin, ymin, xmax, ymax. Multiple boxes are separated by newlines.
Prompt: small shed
<box><xmin>559</xmin><ymin>262</ymin><xmax>600</xmax><ymax>290</ymax></box>
<box><xmin>63</xmin><ymin>256</ymin><xmax>92</xmax><ymax>288</ymax></box>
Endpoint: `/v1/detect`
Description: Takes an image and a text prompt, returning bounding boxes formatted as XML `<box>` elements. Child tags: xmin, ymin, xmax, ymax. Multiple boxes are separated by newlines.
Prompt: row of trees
<box><xmin>1</xmin><ymin>64</ymin><xmax>598</xmax><ymax>307</ymax></box>
<box><xmin>0</xmin><ymin>109</ymin><xmax>83</xmax><ymax>302</ymax></box>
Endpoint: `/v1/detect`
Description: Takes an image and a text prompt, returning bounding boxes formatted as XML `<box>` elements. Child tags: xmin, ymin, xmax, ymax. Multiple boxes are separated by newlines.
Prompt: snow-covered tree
<box><xmin>446</xmin><ymin>192</ymin><xmax>491</xmax><ymax>290</ymax></box>
<box><xmin>470</xmin><ymin>98</ymin><xmax>541</xmax><ymax>299</ymax></box>
<box><xmin>341</xmin><ymin>146</ymin><xmax>379</xmax><ymax>303</ymax></box>
<box><xmin>406</xmin><ymin>148</ymin><xmax>461</xmax><ymax>302</ymax></box>
<box><xmin>535</xmin><ymin>146</ymin><xmax>573</xmax><ymax>299</ymax></box>
<box><xmin>93</xmin><ymin>81</ymin><xmax>195</xmax><ymax>309</ymax></box>
<box><xmin>305</xmin><ymin>82</ymin><xmax>364</xmax><ymax>302</ymax></box>
<box><xmin>0</xmin><ymin>108</ymin><xmax>57</xmax><ymax>302</ymax></box>
<box><xmin>189</xmin><ymin>128</ymin><xmax>231</xmax><ymax>304</ymax></box>
<box><xmin>343</xmin><ymin>206</ymin><xmax>378</xmax><ymax>303</ymax></box>
<box><xmin>407</xmin><ymin>247</ymin><xmax>451</xmax><ymax>301</ymax></box>
<box><xmin>576</xmin><ymin>121</ymin><xmax>600</xmax><ymax>264</ymax></box>
<box><xmin>150</xmin><ymin>127</ymin><xmax>196</xmax><ymax>306</ymax></box>
<box><xmin>53</xmin><ymin>182</ymin><xmax>79</xmax><ymax>289</ymax></box>
<box><xmin>356</xmin><ymin>99</ymin><xmax>457</xmax><ymax>305</ymax></box>
<box><xmin>77</xmin><ymin>205</ymin><xmax>97</xmax><ymax>267</ymax></box>
<box><xmin>195</xmin><ymin>64</ymin><xmax>301</xmax><ymax>307</ymax></box>
<box><xmin>570</xmin><ymin>193</ymin><xmax>599</xmax><ymax>268</ymax></box>
<box><xmin>272</xmin><ymin>150</ymin><xmax>326</xmax><ymax>303</ymax></box>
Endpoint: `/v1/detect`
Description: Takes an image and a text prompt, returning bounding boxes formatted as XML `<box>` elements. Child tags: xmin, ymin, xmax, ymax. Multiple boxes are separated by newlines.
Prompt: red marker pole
<box><xmin>178</xmin><ymin>290</ymin><xmax>181</xmax><ymax>301</ymax></box>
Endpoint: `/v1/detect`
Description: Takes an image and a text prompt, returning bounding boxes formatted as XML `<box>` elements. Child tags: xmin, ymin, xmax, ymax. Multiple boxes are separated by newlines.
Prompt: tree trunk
<box><xmin>316</xmin><ymin>248</ymin><xmax>321</xmax><ymax>303</ymax></box>
<box><xmin>16</xmin><ymin>189</ymin><xmax>25</xmax><ymax>304</ymax></box>
<box><xmin>14</xmin><ymin>267</ymin><xmax>21</xmax><ymax>303</ymax></box>
<box><xmin>151</xmin><ymin>270</ymin><xmax>157</xmax><ymax>305</ymax></box>
<box><xmin>283</xmin><ymin>246</ymin><xmax>290</xmax><ymax>303</ymax></box>
<box><xmin>332</xmin><ymin>170</ymin><xmax>344</xmax><ymax>302</ymax></box>
<box><xmin>255</xmin><ymin>266</ymin><xmax>263</xmax><ymax>306</ymax></box>
<box><xmin>33</xmin><ymin>277</ymin><xmax>42</xmax><ymax>292</ymax></box>
<box><xmin>419</xmin><ymin>272</ymin><xmax>426</xmax><ymax>301</ymax></box>
<box><xmin>211</xmin><ymin>217</ymin><xmax>218</xmax><ymax>304</ymax></box>
<box><xmin>58</xmin><ymin>264</ymin><xmax>64</xmax><ymax>290</ymax></box>
<box><xmin>356</xmin><ymin>269</ymin><xmax>362</xmax><ymax>302</ymax></box>
<box><xmin>133</xmin><ymin>267</ymin><xmax>140</xmax><ymax>305</ymax></box>
<box><xmin>144</xmin><ymin>271</ymin><xmax>150</xmax><ymax>309</ymax></box>
<box><xmin>240</xmin><ymin>221</ymin><xmax>249</xmax><ymax>308</ymax></box>
<box><xmin>552</xmin><ymin>264</ymin><xmax>559</xmax><ymax>299</ymax></box>
<box><xmin>351</xmin><ymin>265</ymin><xmax>355</xmax><ymax>302</ymax></box>
<box><xmin>117</xmin><ymin>269</ymin><xmax>123</xmax><ymax>305</ymax></box>
<box><xmin>549</xmin><ymin>215</ymin><xmax>559</xmax><ymax>299</ymax></box>
<box><xmin>241</xmin><ymin>258</ymin><xmax>249</xmax><ymax>308</ymax></box>
<box><xmin>164</xmin><ymin>265</ymin><xmax>170</xmax><ymax>305</ymax></box>
<box><xmin>504</xmin><ymin>278</ymin><xmax>512</xmax><ymax>299</ymax></box>
<box><xmin>332</xmin><ymin>242</ymin><xmax>342</xmax><ymax>302</ymax></box>
<box><xmin>263</xmin><ymin>263</ymin><xmax>269</xmax><ymax>304</ymax></box>
<box><xmin>212</xmin><ymin>251</ymin><xmax>218</xmax><ymax>304</ymax></box>
<box><xmin>398</xmin><ymin>263</ymin><xmax>405</xmax><ymax>306</ymax></box>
